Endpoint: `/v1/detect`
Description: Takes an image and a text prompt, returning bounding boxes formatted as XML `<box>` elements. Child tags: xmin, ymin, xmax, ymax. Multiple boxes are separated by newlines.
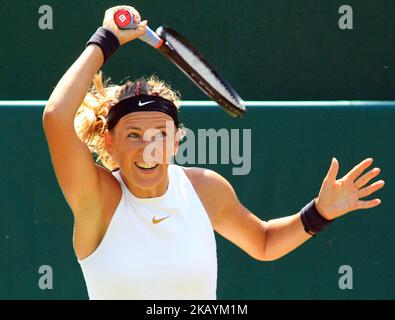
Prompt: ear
<box><xmin>104</xmin><ymin>129</ymin><xmax>117</xmax><ymax>162</ymax></box>
<box><xmin>172</xmin><ymin>128</ymin><xmax>184</xmax><ymax>156</ymax></box>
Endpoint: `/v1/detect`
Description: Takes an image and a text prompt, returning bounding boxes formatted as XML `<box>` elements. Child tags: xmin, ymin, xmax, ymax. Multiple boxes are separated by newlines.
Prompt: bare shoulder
<box><xmin>181</xmin><ymin>166</ymin><xmax>239</xmax><ymax>226</ymax></box>
<box><xmin>182</xmin><ymin>167</ymin><xmax>234</xmax><ymax>193</ymax></box>
<box><xmin>95</xmin><ymin>164</ymin><xmax>122</xmax><ymax>209</ymax></box>
<box><xmin>73</xmin><ymin>164</ymin><xmax>121</xmax><ymax>260</ymax></box>
<box><xmin>95</xmin><ymin>164</ymin><xmax>121</xmax><ymax>189</ymax></box>
<box><xmin>71</xmin><ymin>163</ymin><xmax>122</xmax><ymax>220</ymax></box>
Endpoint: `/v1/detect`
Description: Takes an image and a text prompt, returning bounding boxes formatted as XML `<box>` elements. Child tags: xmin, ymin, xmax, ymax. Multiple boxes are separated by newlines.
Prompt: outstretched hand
<box><xmin>315</xmin><ymin>158</ymin><xmax>384</xmax><ymax>220</ymax></box>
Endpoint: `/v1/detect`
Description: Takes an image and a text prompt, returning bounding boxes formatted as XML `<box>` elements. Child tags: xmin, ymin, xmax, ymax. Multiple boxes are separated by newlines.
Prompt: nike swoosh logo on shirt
<box><xmin>152</xmin><ymin>216</ymin><xmax>170</xmax><ymax>224</ymax></box>
<box><xmin>139</xmin><ymin>100</ymin><xmax>155</xmax><ymax>107</ymax></box>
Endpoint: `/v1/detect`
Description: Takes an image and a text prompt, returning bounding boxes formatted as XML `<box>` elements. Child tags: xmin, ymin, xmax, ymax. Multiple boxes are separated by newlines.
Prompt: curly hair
<box><xmin>74</xmin><ymin>72</ymin><xmax>181</xmax><ymax>171</ymax></box>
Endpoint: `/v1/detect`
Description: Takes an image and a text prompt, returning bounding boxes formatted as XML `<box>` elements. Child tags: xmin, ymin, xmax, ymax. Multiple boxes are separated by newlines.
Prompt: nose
<box><xmin>140</xmin><ymin>140</ymin><xmax>163</xmax><ymax>163</ymax></box>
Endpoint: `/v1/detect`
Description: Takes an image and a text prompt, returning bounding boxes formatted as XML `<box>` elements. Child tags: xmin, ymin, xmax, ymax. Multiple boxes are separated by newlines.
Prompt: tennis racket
<box><xmin>114</xmin><ymin>9</ymin><xmax>246</xmax><ymax>118</ymax></box>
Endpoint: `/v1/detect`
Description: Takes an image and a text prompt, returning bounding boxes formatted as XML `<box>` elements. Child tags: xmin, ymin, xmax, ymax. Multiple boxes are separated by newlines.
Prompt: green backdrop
<box><xmin>1</xmin><ymin>0</ymin><xmax>395</xmax><ymax>100</ymax></box>
<box><xmin>0</xmin><ymin>0</ymin><xmax>394</xmax><ymax>299</ymax></box>
<box><xmin>0</xmin><ymin>102</ymin><xmax>393</xmax><ymax>299</ymax></box>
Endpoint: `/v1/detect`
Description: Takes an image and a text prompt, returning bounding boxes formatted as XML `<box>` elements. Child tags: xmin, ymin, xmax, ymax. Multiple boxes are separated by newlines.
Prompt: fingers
<box><xmin>324</xmin><ymin>157</ymin><xmax>339</xmax><ymax>182</ymax></box>
<box><xmin>356</xmin><ymin>198</ymin><xmax>382</xmax><ymax>210</ymax></box>
<box><xmin>103</xmin><ymin>5</ymin><xmax>147</xmax><ymax>45</ymax></box>
<box><xmin>106</xmin><ymin>5</ymin><xmax>142</xmax><ymax>24</ymax></box>
<box><xmin>344</xmin><ymin>158</ymin><xmax>374</xmax><ymax>182</ymax></box>
<box><xmin>136</xmin><ymin>20</ymin><xmax>148</xmax><ymax>36</ymax></box>
<box><xmin>127</xmin><ymin>6</ymin><xmax>141</xmax><ymax>22</ymax></box>
<box><xmin>354</xmin><ymin>167</ymin><xmax>381</xmax><ymax>189</ymax></box>
<box><xmin>358</xmin><ymin>180</ymin><xmax>385</xmax><ymax>198</ymax></box>
<box><xmin>109</xmin><ymin>5</ymin><xmax>141</xmax><ymax>18</ymax></box>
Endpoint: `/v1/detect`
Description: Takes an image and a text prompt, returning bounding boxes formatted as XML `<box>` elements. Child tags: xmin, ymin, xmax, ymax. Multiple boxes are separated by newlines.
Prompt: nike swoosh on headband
<box><xmin>138</xmin><ymin>100</ymin><xmax>155</xmax><ymax>107</ymax></box>
<box><xmin>107</xmin><ymin>95</ymin><xmax>180</xmax><ymax>131</ymax></box>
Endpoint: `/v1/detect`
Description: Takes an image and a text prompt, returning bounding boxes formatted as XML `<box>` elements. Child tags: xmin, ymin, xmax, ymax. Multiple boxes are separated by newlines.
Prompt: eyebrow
<box><xmin>124</xmin><ymin>126</ymin><xmax>168</xmax><ymax>130</ymax></box>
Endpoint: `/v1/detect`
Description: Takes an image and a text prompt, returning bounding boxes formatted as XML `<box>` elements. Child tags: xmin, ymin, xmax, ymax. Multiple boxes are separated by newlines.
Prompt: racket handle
<box><xmin>114</xmin><ymin>9</ymin><xmax>163</xmax><ymax>48</ymax></box>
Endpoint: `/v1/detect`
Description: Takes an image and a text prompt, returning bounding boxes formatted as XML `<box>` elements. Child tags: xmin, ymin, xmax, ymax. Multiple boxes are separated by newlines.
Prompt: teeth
<box><xmin>136</xmin><ymin>162</ymin><xmax>157</xmax><ymax>169</ymax></box>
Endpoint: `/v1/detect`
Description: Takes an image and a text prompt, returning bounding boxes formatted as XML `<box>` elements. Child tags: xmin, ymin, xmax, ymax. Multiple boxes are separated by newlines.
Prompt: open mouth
<box><xmin>135</xmin><ymin>161</ymin><xmax>159</xmax><ymax>170</ymax></box>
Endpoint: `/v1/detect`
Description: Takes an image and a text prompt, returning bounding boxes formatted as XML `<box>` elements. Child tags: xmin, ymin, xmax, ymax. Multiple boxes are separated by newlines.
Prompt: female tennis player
<box><xmin>42</xmin><ymin>5</ymin><xmax>385</xmax><ymax>300</ymax></box>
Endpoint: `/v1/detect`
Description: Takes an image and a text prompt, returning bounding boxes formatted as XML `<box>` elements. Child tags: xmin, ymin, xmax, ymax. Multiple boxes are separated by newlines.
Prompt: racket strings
<box><xmin>165</xmin><ymin>34</ymin><xmax>244</xmax><ymax>108</ymax></box>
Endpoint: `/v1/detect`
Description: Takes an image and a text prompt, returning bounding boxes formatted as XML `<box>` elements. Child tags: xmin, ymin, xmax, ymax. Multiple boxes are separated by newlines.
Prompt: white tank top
<box><xmin>78</xmin><ymin>164</ymin><xmax>218</xmax><ymax>300</ymax></box>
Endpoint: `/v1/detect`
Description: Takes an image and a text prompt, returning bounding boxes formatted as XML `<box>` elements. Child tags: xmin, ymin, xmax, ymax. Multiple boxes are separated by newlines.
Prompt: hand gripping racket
<box><xmin>114</xmin><ymin>9</ymin><xmax>246</xmax><ymax>118</ymax></box>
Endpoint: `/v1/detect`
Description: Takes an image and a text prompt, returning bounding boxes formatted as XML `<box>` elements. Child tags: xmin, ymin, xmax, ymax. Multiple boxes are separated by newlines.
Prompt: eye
<box><xmin>128</xmin><ymin>133</ymin><xmax>140</xmax><ymax>139</ymax></box>
<box><xmin>155</xmin><ymin>131</ymin><xmax>167</xmax><ymax>140</ymax></box>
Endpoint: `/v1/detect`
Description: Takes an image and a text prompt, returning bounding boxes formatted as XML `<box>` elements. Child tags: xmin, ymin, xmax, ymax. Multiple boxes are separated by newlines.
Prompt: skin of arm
<box><xmin>42</xmin><ymin>6</ymin><xmax>147</xmax><ymax>259</ymax></box>
<box><xmin>42</xmin><ymin>6</ymin><xmax>147</xmax><ymax>213</ymax></box>
<box><xmin>186</xmin><ymin>168</ymin><xmax>310</xmax><ymax>261</ymax></box>
<box><xmin>185</xmin><ymin>158</ymin><xmax>384</xmax><ymax>261</ymax></box>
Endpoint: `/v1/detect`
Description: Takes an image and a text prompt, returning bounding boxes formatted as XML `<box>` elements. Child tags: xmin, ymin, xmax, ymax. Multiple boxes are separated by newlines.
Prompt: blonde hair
<box><xmin>74</xmin><ymin>72</ymin><xmax>181</xmax><ymax>171</ymax></box>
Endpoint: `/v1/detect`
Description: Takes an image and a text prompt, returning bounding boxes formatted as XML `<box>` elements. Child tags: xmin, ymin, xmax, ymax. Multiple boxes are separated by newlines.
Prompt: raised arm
<box><xmin>42</xmin><ymin>6</ymin><xmax>147</xmax><ymax>215</ymax></box>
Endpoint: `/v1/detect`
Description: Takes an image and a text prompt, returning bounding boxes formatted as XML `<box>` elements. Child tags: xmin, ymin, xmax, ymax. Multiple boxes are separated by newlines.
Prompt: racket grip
<box><xmin>114</xmin><ymin>9</ymin><xmax>163</xmax><ymax>48</ymax></box>
<box><xmin>140</xmin><ymin>26</ymin><xmax>163</xmax><ymax>48</ymax></box>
